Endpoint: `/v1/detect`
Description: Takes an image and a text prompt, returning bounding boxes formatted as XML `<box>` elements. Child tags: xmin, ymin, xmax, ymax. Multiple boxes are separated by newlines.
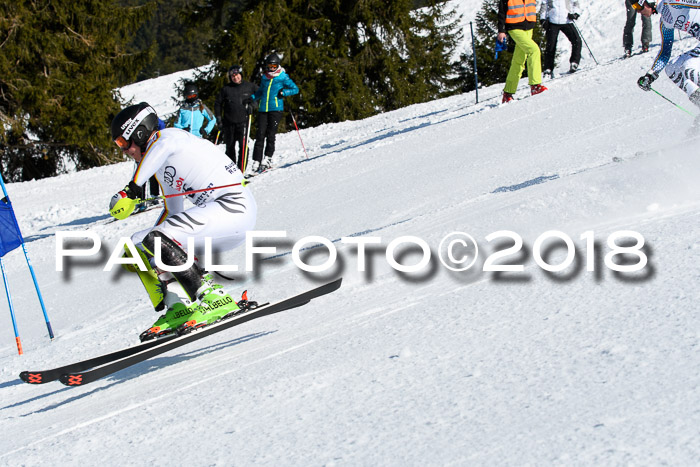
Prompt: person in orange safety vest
<box><xmin>496</xmin><ymin>0</ymin><xmax>548</xmax><ymax>103</ymax></box>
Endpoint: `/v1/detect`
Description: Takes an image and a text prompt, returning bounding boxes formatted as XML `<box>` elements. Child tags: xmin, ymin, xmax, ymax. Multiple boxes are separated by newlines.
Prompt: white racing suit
<box><xmin>131</xmin><ymin>127</ymin><xmax>257</xmax><ymax>261</ymax></box>
<box><xmin>650</xmin><ymin>0</ymin><xmax>700</xmax><ymax>101</ymax></box>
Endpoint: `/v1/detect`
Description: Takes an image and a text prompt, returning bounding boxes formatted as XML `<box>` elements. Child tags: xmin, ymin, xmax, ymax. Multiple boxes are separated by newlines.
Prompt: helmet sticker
<box><xmin>121</xmin><ymin>106</ymin><xmax>156</xmax><ymax>140</ymax></box>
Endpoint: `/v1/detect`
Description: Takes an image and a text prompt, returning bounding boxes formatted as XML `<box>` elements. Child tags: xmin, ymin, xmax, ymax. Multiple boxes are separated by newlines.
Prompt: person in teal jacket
<box><xmin>173</xmin><ymin>82</ymin><xmax>216</xmax><ymax>138</ymax></box>
<box><xmin>250</xmin><ymin>53</ymin><xmax>299</xmax><ymax>172</ymax></box>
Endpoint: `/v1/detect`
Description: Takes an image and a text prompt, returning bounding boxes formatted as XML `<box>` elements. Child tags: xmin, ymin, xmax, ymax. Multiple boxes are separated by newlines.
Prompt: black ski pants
<box><xmin>624</xmin><ymin>0</ymin><xmax>652</xmax><ymax>50</ymax></box>
<box><xmin>543</xmin><ymin>23</ymin><xmax>582</xmax><ymax>71</ymax></box>
<box><xmin>252</xmin><ymin>111</ymin><xmax>283</xmax><ymax>162</ymax></box>
<box><xmin>223</xmin><ymin>121</ymin><xmax>249</xmax><ymax>172</ymax></box>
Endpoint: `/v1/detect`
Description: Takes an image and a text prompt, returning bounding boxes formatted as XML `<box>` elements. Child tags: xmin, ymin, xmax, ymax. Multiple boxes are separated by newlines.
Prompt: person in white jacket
<box><xmin>538</xmin><ymin>0</ymin><xmax>583</xmax><ymax>77</ymax></box>
<box><xmin>109</xmin><ymin>102</ymin><xmax>258</xmax><ymax>339</ymax></box>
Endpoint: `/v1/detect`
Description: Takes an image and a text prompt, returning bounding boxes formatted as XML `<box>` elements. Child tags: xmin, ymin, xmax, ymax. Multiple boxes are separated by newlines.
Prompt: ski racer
<box><xmin>635</xmin><ymin>0</ymin><xmax>700</xmax><ymax>109</ymax></box>
<box><xmin>109</xmin><ymin>102</ymin><xmax>257</xmax><ymax>340</ymax></box>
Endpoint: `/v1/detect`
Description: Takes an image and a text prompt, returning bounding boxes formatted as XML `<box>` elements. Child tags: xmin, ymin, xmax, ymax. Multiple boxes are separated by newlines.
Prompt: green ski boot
<box><xmin>178</xmin><ymin>276</ymin><xmax>241</xmax><ymax>334</ymax></box>
<box><xmin>139</xmin><ymin>279</ymin><xmax>201</xmax><ymax>342</ymax></box>
<box><xmin>140</xmin><ymin>301</ymin><xmax>198</xmax><ymax>341</ymax></box>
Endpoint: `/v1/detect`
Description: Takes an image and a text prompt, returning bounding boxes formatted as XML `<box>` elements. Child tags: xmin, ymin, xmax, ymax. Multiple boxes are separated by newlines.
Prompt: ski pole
<box><xmin>572</xmin><ymin>20</ymin><xmax>598</xmax><ymax>65</ymax></box>
<box><xmin>650</xmin><ymin>86</ymin><xmax>697</xmax><ymax>117</ymax></box>
<box><xmin>214</xmin><ymin>130</ymin><xmax>220</xmax><ymax>145</ymax></box>
<box><xmin>470</xmin><ymin>21</ymin><xmax>480</xmax><ymax>104</ymax></box>
<box><xmin>241</xmin><ymin>113</ymin><xmax>253</xmax><ymax>173</ymax></box>
<box><xmin>137</xmin><ymin>181</ymin><xmax>249</xmax><ymax>204</ymax></box>
<box><xmin>289</xmin><ymin>108</ymin><xmax>309</xmax><ymax>160</ymax></box>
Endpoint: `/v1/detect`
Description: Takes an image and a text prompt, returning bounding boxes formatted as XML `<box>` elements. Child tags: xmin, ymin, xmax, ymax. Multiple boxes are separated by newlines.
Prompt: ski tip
<box><xmin>59</xmin><ymin>373</ymin><xmax>85</xmax><ymax>387</ymax></box>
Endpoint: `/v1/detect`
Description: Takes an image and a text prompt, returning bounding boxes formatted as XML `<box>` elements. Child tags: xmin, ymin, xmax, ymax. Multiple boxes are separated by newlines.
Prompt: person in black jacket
<box><xmin>214</xmin><ymin>65</ymin><xmax>258</xmax><ymax>172</ymax></box>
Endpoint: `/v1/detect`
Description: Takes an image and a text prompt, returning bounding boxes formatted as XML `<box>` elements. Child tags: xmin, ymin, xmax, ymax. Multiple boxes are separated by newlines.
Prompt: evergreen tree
<box><xmin>123</xmin><ymin>0</ymin><xmax>218</xmax><ymax>81</ymax></box>
<box><xmin>192</xmin><ymin>0</ymin><xmax>462</xmax><ymax>129</ymax></box>
<box><xmin>0</xmin><ymin>1</ymin><xmax>154</xmax><ymax>181</ymax></box>
<box><xmin>458</xmin><ymin>0</ymin><xmax>547</xmax><ymax>92</ymax></box>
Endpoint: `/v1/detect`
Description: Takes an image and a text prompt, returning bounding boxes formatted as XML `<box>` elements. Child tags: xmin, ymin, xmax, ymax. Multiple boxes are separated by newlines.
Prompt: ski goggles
<box><xmin>114</xmin><ymin>135</ymin><xmax>131</xmax><ymax>150</ymax></box>
<box><xmin>266</xmin><ymin>63</ymin><xmax>279</xmax><ymax>72</ymax></box>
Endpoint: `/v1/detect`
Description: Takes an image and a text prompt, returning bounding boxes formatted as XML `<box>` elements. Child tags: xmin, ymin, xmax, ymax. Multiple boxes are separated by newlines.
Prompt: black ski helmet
<box><xmin>264</xmin><ymin>53</ymin><xmax>281</xmax><ymax>72</ymax></box>
<box><xmin>111</xmin><ymin>102</ymin><xmax>159</xmax><ymax>152</ymax></box>
<box><xmin>228</xmin><ymin>64</ymin><xmax>243</xmax><ymax>77</ymax></box>
<box><xmin>183</xmin><ymin>82</ymin><xmax>199</xmax><ymax>103</ymax></box>
<box><xmin>264</xmin><ymin>53</ymin><xmax>281</xmax><ymax>65</ymax></box>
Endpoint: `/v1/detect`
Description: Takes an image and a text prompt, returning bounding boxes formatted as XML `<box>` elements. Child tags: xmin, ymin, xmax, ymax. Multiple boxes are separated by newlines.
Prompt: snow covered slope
<box><xmin>1</xmin><ymin>1</ymin><xmax>699</xmax><ymax>464</ymax></box>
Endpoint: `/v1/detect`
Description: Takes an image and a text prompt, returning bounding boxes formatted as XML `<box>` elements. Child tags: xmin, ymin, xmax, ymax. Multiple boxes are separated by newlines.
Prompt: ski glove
<box><xmin>124</xmin><ymin>181</ymin><xmax>144</xmax><ymax>200</ymax></box>
<box><xmin>567</xmin><ymin>13</ymin><xmax>580</xmax><ymax>20</ymax></box>
<box><xmin>242</xmin><ymin>97</ymin><xmax>254</xmax><ymax>114</ymax></box>
<box><xmin>637</xmin><ymin>73</ymin><xmax>657</xmax><ymax>91</ymax></box>
<box><xmin>277</xmin><ymin>91</ymin><xmax>285</xmax><ymax>99</ymax></box>
<box><xmin>200</xmin><ymin>127</ymin><xmax>207</xmax><ymax>137</ymax></box>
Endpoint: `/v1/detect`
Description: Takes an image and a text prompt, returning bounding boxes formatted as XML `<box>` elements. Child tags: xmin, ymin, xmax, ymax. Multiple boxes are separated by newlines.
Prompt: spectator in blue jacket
<box><xmin>173</xmin><ymin>82</ymin><xmax>216</xmax><ymax>138</ymax></box>
<box><xmin>250</xmin><ymin>53</ymin><xmax>299</xmax><ymax>173</ymax></box>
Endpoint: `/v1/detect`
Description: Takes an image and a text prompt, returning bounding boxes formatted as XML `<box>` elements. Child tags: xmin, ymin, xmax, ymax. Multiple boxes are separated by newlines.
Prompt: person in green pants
<box><xmin>497</xmin><ymin>0</ymin><xmax>548</xmax><ymax>103</ymax></box>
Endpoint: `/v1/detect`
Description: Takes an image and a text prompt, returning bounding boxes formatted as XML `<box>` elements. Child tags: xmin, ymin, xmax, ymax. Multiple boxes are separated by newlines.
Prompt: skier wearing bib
<box><xmin>109</xmin><ymin>102</ymin><xmax>257</xmax><ymax>340</ymax></box>
<box><xmin>635</xmin><ymin>0</ymin><xmax>700</xmax><ymax>111</ymax></box>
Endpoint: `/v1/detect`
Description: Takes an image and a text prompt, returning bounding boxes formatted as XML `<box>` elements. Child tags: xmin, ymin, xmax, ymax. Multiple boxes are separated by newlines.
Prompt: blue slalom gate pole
<box><xmin>0</xmin><ymin>258</ymin><xmax>22</xmax><ymax>354</ymax></box>
<box><xmin>0</xmin><ymin>174</ymin><xmax>54</xmax><ymax>341</ymax></box>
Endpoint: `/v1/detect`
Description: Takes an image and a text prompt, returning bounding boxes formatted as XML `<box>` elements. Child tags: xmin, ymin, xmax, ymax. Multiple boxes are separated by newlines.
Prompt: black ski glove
<box><xmin>277</xmin><ymin>90</ymin><xmax>284</xmax><ymax>99</ymax></box>
<box><xmin>200</xmin><ymin>127</ymin><xmax>207</xmax><ymax>137</ymax></box>
<box><xmin>568</xmin><ymin>13</ymin><xmax>580</xmax><ymax>20</ymax></box>
<box><xmin>123</xmin><ymin>181</ymin><xmax>144</xmax><ymax>200</ymax></box>
<box><xmin>637</xmin><ymin>73</ymin><xmax>657</xmax><ymax>91</ymax></box>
